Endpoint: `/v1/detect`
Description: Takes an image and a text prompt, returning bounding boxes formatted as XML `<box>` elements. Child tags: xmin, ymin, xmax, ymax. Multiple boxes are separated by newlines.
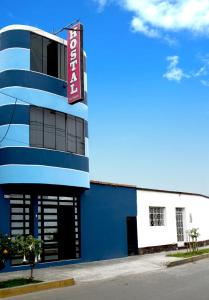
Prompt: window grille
<box><xmin>6</xmin><ymin>194</ymin><xmax>33</xmax><ymax>265</ymax></box>
<box><xmin>38</xmin><ymin>195</ymin><xmax>80</xmax><ymax>262</ymax></box>
<box><xmin>176</xmin><ymin>208</ymin><xmax>184</xmax><ymax>242</ymax></box>
<box><xmin>149</xmin><ymin>207</ymin><xmax>165</xmax><ymax>226</ymax></box>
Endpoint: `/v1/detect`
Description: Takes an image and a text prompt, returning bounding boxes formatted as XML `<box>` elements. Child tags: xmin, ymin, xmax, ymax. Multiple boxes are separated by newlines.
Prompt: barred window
<box><xmin>149</xmin><ymin>207</ymin><xmax>165</xmax><ymax>226</ymax></box>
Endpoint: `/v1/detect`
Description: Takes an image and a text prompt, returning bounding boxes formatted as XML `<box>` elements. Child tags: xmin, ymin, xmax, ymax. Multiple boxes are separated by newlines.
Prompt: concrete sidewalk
<box><xmin>0</xmin><ymin>253</ymin><xmax>181</xmax><ymax>283</ymax></box>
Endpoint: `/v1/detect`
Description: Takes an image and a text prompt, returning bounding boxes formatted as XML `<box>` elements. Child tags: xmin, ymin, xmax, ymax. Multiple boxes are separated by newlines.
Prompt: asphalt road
<box><xmin>8</xmin><ymin>259</ymin><xmax>209</xmax><ymax>300</ymax></box>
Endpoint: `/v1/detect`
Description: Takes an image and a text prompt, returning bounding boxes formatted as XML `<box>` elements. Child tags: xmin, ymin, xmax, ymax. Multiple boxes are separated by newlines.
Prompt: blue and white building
<box><xmin>0</xmin><ymin>25</ymin><xmax>138</xmax><ymax>271</ymax></box>
<box><xmin>2</xmin><ymin>24</ymin><xmax>209</xmax><ymax>273</ymax></box>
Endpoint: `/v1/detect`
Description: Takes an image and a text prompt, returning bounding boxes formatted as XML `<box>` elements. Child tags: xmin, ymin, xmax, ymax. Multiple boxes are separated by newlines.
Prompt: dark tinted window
<box><xmin>42</xmin><ymin>37</ymin><xmax>49</xmax><ymax>74</ymax></box>
<box><xmin>44</xmin><ymin>110</ymin><xmax>56</xmax><ymax>149</ymax></box>
<box><xmin>64</xmin><ymin>46</ymin><xmax>67</xmax><ymax>80</ymax></box>
<box><xmin>67</xmin><ymin>116</ymin><xmax>76</xmax><ymax>153</ymax></box>
<box><xmin>30</xmin><ymin>107</ymin><xmax>43</xmax><ymax>147</ymax></box>
<box><xmin>30</xmin><ymin>107</ymin><xmax>85</xmax><ymax>155</ymax></box>
<box><xmin>59</xmin><ymin>44</ymin><xmax>66</xmax><ymax>80</ymax></box>
<box><xmin>56</xmin><ymin>112</ymin><xmax>66</xmax><ymax>151</ymax></box>
<box><xmin>47</xmin><ymin>41</ymin><xmax>58</xmax><ymax>77</ymax></box>
<box><xmin>76</xmin><ymin>118</ymin><xmax>85</xmax><ymax>155</ymax></box>
<box><xmin>31</xmin><ymin>34</ymin><xmax>42</xmax><ymax>73</ymax></box>
<box><xmin>30</xmin><ymin>33</ymin><xmax>66</xmax><ymax>80</ymax></box>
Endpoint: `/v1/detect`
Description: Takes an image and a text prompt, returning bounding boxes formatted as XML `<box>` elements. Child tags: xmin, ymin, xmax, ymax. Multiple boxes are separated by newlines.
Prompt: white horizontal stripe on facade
<box><xmin>0</xmin><ymin>47</ymin><xmax>30</xmax><ymax>53</ymax></box>
<box><xmin>0</xmin><ymin>103</ymin><xmax>28</xmax><ymax>108</ymax></box>
<box><xmin>0</xmin><ymin>164</ymin><xmax>90</xmax><ymax>188</ymax></box>
<box><xmin>0</xmin><ymin>87</ymin><xmax>88</xmax><ymax>120</ymax></box>
<box><xmin>0</xmin><ymin>25</ymin><xmax>87</xmax><ymax>59</ymax></box>
<box><xmin>0</xmin><ymin>25</ymin><xmax>67</xmax><ymax>46</ymax></box>
<box><xmin>0</xmin><ymin>163</ymin><xmax>89</xmax><ymax>172</ymax></box>
<box><xmin>0</xmin><ymin>124</ymin><xmax>28</xmax><ymax>127</ymax></box>
<box><xmin>0</xmin><ymin>88</ymin><xmax>29</xmax><ymax>106</ymax></box>
<box><xmin>0</xmin><ymin>124</ymin><xmax>29</xmax><ymax>147</ymax></box>
<box><xmin>0</xmin><ymin>48</ymin><xmax>30</xmax><ymax>72</ymax></box>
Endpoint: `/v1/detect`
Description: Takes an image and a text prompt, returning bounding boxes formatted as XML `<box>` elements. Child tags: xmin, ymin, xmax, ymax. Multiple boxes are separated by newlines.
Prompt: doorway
<box><xmin>127</xmin><ymin>217</ymin><xmax>138</xmax><ymax>255</ymax></box>
<box><xmin>38</xmin><ymin>195</ymin><xmax>80</xmax><ymax>262</ymax></box>
<box><xmin>58</xmin><ymin>206</ymin><xmax>76</xmax><ymax>260</ymax></box>
<box><xmin>176</xmin><ymin>208</ymin><xmax>185</xmax><ymax>246</ymax></box>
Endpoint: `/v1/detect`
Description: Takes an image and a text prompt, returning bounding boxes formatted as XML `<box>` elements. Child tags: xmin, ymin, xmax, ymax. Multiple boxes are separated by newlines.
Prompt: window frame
<box><xmin>149</xmin><ymin>206</ymin><xmax>165</xmax><ymax>227</ymax></box>
<box><xmin>30</xmin><ymin>106</ymin><xmax>85</xmax><ymax>156</ymax></box>
<box><xmin>30</xmin><ymin>32</ymin><xmax>67</xmax><ymax>81</ymax></box>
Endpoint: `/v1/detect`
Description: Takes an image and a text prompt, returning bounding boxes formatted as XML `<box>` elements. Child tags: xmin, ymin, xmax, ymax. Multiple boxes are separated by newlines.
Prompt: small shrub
<box><xmin>187</xmin><ymin>228</ymin><xmax>200</xmax><ymax>253</ymax></box>
<box><xmin>0</xmin><ymin>234</ymin><xmax>14</xmax><ymax>271</ymax></box>
<box><xmin>14</xmin><ymin>235</ymin><xmax>42</xmax><ymax>280</ymax></box>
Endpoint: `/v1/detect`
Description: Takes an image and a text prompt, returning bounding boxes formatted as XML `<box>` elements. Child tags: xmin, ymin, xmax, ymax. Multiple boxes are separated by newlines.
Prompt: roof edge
<box><xmin>90</xmin><ymin>180</ymin><xmax>209</xmax><ymax>199</ymax></box>
<box><xmin>90</xmin><ymin>180</ymin><xmax>136</xmax><ymax>189</ymax></box>
<box><xmin>137</xmin><ymin>187</ymin><xmax>209</xmax><ymax>199</ymax></box>
<box><xmin>0</xmin><ymin>24</ymin><xmax>67</xmax><ymax>46</ymax></box>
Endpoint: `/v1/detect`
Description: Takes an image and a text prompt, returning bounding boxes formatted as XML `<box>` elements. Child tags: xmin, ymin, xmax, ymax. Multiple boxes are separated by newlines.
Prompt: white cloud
<box><xmin>194</xmin><ymin>66</ymin><xmax>208</xmax><ymax>77</ymax></box>
<box><xmin>192</xmin><ymin>56</ymin><xmax>209</xmax><ymax>77</ymax></box>
<box><xmin>163</xmin><ymin>35</ymin><xmax>178</xmax><ymax>47</ymax></box>
<box><xmin>163</xmin><ymin>56</ymin><xmax>190</xmax><ymax>82</ymax></box>
<box><xmin>131</xmin><ymin>16</ymin><xmax>160</xmax><ymax>38</ymax></box>
<box><xmin>94</xmin><ymin>0</ymin><xmax>109</xmax><ymax>11</ymax></box>
<box><xmin>163</xmin><ymin>54</ymin><xmax>209</xmax><ymax>85</ymax></box>
<box><xmin>200</xmin><ymin>79</ymin><xmax>209</xmax><ymax>87</ymax></box>
<box><xmin>96</xmin><ymin>0</ymin><xmax>209</xmax><ymax>38</ymax></box>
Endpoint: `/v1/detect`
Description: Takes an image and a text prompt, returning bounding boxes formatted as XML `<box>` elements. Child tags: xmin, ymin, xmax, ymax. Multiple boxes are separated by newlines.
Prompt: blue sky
<box><xmin>1</xmin><ymin>0</ymin><xmax>209</xmax><ymax>194</ymax></box>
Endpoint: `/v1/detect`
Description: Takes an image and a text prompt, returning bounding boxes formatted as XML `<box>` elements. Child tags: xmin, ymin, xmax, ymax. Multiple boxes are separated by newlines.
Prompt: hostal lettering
<box><xmin>69</xmin><ymin>27</ymin><xmax>78</xmax><ymax>95</ymax></box>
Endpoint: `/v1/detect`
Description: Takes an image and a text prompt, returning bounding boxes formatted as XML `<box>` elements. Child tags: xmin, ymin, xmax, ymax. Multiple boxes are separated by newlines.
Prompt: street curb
<box><xmin>166</xmin><ymin>253</ymin><xmax>209</xmax><ymax>267</ymax></box>
<box><xmin>0</xmin><ymin>278</ymin><xmax>75</xmax><ymax>298</ymax></box>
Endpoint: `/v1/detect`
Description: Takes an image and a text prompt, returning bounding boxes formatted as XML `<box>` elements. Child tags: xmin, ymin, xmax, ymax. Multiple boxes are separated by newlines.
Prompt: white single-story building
<box><xmin>137</xmin><ymin>188</ymin><xmax>209</xmax><ymax>253</ymax></box>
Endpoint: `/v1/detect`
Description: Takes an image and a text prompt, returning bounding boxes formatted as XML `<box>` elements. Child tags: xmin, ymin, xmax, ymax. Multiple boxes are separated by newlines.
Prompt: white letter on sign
<box><xmin>70</xmin><ymin>60</ymin><xmax>77</xmax><ymax>71</ymax></box>
<box><xmin>70</xmin><ymin>84</ymin><xmax>78</xmax><ymax>94</ymax></box>
<box><xmin>70</xmin><ymin>39</ymin><xmax>77</xmax><ymax>49</ymax></box>
<box><xmin>70</xmin><ymin>27</ymin><xmax>77</xmax><ymax>39</ymax></box>
<box><xmin>70</xmin><ymin>72</ymin><xmax>77</xmax><ymax>83</ymax></box>
<box><xmin>71</xmin><ymin>49</ymin><xmax>76</xmax><ymax>61</ymax></box>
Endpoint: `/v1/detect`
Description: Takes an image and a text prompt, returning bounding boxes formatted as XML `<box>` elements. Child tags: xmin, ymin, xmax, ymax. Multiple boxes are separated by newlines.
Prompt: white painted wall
<box><xmin>137</xmin><ymin>189</ymin><xmax>209</xmax><ymax>248</ymax></box>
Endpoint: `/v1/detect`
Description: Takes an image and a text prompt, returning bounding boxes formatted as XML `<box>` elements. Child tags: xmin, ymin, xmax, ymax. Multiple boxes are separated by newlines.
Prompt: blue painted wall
<box><xmin>0</xmin><ymin>182</ymin><xmax>137</xmax><ymax>272</ymax></box>
<box><xmin>80</xmin><ymin>183</ymin><xmax>137</xmax><ymax>261</ymax></box>
<box><xmin>0</xmin><ymin>188</ymin><xmax>10</xmax><ymax>235</ymax></box>
<box><xmin>0</xmin><ymin>48</ymin><xmax>30</xmax><ymax>71</ymax></box>
<box><xmin>0</xmin><ymin>27</ymin><xmax>89</xmax><ymax>189</ymax></box>
<box><xmin>0</xmin><ymin>30</ymin><xmax>30</xmax><ymax>51</ymax></box>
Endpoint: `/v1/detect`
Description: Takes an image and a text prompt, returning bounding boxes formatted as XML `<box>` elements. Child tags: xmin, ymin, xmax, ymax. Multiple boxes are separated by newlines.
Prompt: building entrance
<box><xmin>8</xmin><ymin>193</ymin><xmax>80</xmax><ymax>264</ymax></box>
<box><xmin>58</xmin><ymin>206</ymin><xmax>76</xmax><ymax>260</ymax></box>
<box><xmin>38</xmin><ymin>195</ymin><xmax>80</xmax><ymax>262</ymax></box>
<box><xmin>126</xmin><ymin>217</ymin><xmax>138</xmax><ymax>255</ymax></box>
<box><xmin>176</xmin><ymin>207</ymin><xmax>185</xmax><ymax>247</ymax></box>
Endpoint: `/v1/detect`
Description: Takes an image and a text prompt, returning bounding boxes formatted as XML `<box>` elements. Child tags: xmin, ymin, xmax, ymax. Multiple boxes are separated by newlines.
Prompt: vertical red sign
<box><xmin>67</xmin><ymin>23</ymin><xmax>84</xmax><ymax>104</ymax></box>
